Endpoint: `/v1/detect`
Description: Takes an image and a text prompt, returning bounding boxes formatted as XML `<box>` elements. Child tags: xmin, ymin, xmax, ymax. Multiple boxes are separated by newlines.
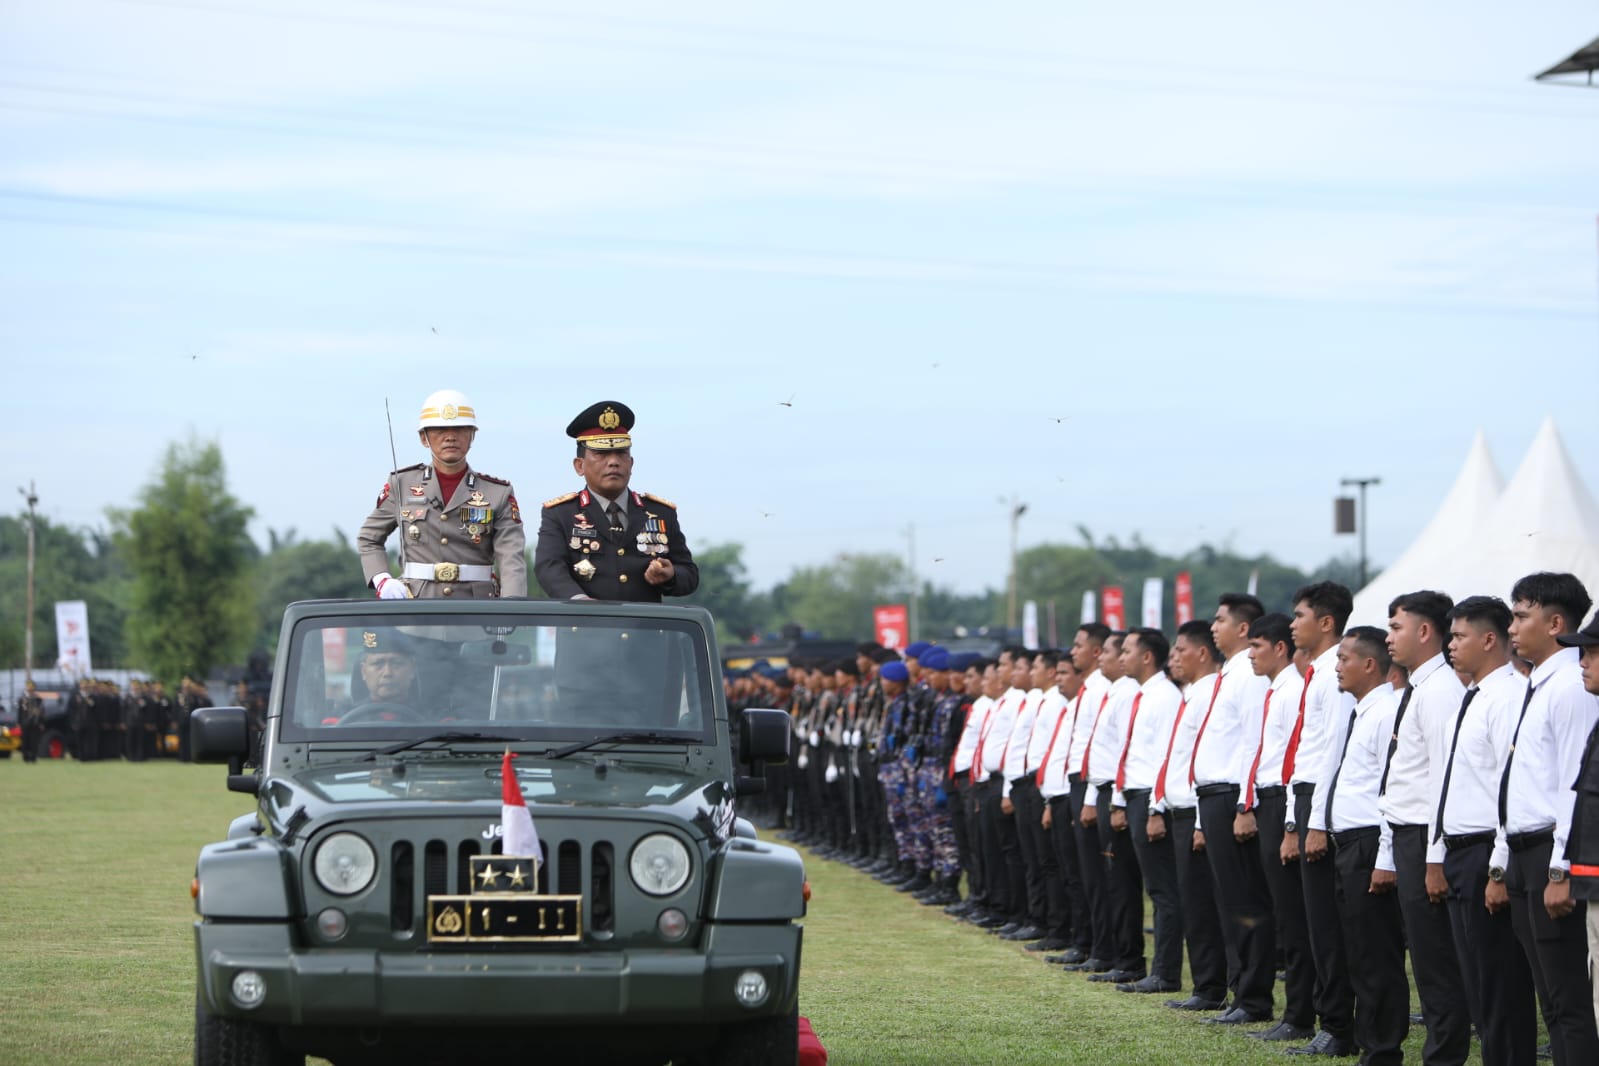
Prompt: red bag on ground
<box><xmin>798</xmin><ymin>1015</ymin><xmax>828</xmax><ymax>1065</ymax></box>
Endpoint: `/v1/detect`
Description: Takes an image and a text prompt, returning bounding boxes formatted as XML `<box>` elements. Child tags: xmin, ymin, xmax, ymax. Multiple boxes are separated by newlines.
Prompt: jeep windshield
<box><xmin>277</xmin><ymin>612</ymin><xmax>715</xmax><ymax>745</ymax></box>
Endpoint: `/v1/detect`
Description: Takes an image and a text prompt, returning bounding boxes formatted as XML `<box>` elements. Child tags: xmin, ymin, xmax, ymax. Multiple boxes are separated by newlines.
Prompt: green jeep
<box><xmin>191</xmin><ymin>599</ymin><xmax>803</xmax><ymax>1066</ymax></box>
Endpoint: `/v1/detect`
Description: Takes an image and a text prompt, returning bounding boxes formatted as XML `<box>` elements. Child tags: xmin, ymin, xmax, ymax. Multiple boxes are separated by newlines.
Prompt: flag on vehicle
<box><xmin>500</xmin><ymin>749</ymin><xmax>540</xmax><ymax>859</ymax></box>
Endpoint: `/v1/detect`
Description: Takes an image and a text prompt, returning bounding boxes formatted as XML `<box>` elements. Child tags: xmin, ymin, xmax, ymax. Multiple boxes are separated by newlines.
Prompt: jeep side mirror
<box><xmin>191</xmin><ymin>706</ymin><xmax>259</xmax><ymax>795</ymax></box>
<box><xmin>740</xmin><ymin>708</ymin><xmax>791</xmax><ymax>764</ymax></box>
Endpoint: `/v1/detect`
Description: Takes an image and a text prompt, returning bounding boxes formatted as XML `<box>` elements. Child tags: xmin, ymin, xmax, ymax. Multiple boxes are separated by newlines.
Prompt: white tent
<box><xmin>1350</xmin><ymin>418</ymin><xmax>1599</xmax><ymax>626</ymax></box>
<box><xmin>1349</xmin><ymin>429</ymin><xmax>1505</xmax><ymax>626</ymax></box>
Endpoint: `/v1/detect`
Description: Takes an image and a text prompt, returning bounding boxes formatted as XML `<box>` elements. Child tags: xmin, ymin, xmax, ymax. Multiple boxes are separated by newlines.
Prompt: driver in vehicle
<box><xmin>344</xmin><ymin>630</ymin><xmax>422</xmax><ymax>723</ymax></box>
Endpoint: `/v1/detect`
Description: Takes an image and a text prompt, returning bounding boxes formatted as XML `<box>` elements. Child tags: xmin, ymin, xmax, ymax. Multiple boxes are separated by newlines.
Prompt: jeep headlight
<box><xmin>629</xmin><ymin>834</ymin><xmax>690</xmax><ymax>896</ymax></box>
<box><xmin>313</xmin><ymin>833</ymin><xmax>377</xmax><ymax>896</ymax></box>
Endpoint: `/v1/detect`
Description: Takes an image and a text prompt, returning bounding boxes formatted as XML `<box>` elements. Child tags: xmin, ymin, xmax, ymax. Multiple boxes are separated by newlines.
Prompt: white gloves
<box><xmin>374</xmin><ymin>574</ymin><xmax>411</xmax><ymax>600</ymax></box>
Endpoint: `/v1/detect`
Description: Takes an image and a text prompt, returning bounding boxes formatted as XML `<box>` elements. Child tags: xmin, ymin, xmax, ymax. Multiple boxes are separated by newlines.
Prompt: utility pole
<box><xmin>19</xmin><ymin>481</ymin><xmax>38</xmax><ymax>684</ymax></box>
<box><xmin>903</xmin><ymin>524</ymin><xmax>919</xmax><ymax>644</ymax></box>
<box><xmin>1339</xmin><ymin>477</ymin><xmax>1381</xmax><ymax>589</ymax></box>
<box><xmin>1004</xmin><ymin>496</ymin><xmax>1028</xmax><ymax>635</ymax></box>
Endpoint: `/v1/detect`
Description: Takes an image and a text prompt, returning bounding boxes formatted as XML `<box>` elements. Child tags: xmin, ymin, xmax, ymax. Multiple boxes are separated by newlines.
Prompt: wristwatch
<box><xmin>1548</xmin><ymin>867</ymin><xmax>1568</xmax><ymax>884</ymax></box>
<box><xmin>1284</xmin><ymin>820</ymin><xmax>1297</xmax><ymax>833</ymax></box>
<box><xmin>1487</xmin><ymin>866</ymin><xmax>1506</xmax><ymax>884</ymax></box>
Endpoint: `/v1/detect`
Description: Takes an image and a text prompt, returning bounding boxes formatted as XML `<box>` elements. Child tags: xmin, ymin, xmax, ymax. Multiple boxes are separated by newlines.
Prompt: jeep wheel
<box><xmin>194</xmin><ymin>993</ymin><xmax>302</xmax><ymax>1066</ymax></box>
<box><xmin>699</xmin><ymin>1006</ymin><xmax>798</xmax><ymax>1066</ymax></box>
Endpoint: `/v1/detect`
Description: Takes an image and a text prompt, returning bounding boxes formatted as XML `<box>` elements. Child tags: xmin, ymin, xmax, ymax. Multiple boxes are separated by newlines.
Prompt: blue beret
<box><xmin>880</xmin><ymin>661</ymin><xmax>910</xmax><ymax>683</ymax></box>
<box><xmin>946</xmin><ymin>653</ymin><xmax>978</xmax><ymax>672</ymax></box>
<box><xmin>904</xmin><ymin>641</ymin><xmax>931</xmax><ymax>659</ymax></box>
<box><xmin>921</xmin><ymin>648</ymin><xmax>950</xmax><ymax>671</ymax></box>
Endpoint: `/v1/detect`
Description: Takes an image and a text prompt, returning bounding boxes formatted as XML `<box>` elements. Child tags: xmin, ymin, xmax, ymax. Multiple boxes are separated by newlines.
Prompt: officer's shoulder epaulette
<box><xmin>642</xmin><ymin>491</ymin><xmax>678</xmax><ymax>509</ymax></box>
<box><xmin>476</xmin><ymin>471</ymin><xmax>511</xmax><ymax>486</ymax></box>
<box><xmin>390</xmin><ymin>462</ymin><xmax>425</xmax><ymax>476</ymax></box>
<box><xmin>543</xmin><ymin>491</ymin><xmax>580</xmax><ymax>508</ymax></box>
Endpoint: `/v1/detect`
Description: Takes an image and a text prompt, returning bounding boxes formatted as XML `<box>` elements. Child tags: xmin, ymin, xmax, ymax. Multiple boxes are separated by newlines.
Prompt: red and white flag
<box><xmin>500</xmin><ymin>750</ymin><xmax>540</xmax><ymax>858</ymax></box>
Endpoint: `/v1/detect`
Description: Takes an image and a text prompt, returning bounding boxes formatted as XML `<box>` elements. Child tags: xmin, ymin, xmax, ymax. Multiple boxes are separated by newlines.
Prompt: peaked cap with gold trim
<box><xmin>566</xmin><ymin>401</ymin><xmax>635</xmax><ymax>451</ymax></box>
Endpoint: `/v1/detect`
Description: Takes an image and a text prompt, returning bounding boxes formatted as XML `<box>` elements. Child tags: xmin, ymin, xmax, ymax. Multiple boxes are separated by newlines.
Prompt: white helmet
<box><xmin>417</xmin><ymin>389</ymin><xmax>478</xmax><ymax>431</ymax></box>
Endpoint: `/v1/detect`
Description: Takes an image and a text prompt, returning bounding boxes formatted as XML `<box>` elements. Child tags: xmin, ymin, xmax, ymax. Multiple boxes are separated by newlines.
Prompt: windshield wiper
<box><xmin>545</xmin><ymin>731</ymin><xmax>677</xmax><ymax>760</ymax></box>
<box><xmin>359</xmin><ymin>731</ymin><xmax>504</xmax><ymax>761</ymax></box>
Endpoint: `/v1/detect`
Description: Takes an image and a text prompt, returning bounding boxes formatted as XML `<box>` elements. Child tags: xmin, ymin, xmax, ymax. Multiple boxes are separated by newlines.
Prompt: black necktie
<box><xmin>1377</xmin><ymin>685</ymin><xmax>1414</xmax><ymax>796</ymax></box>
<box><xmin>1432</xmin><ymin>687</ymin><xmax>1478</xmax><ymax>843</ymax></box>
<box><xmin>1497</xmin><ymin>681</ymin><xmax>1538</xmax><ymax>827</ymax></box>
<box><xmin>1321</xmin><ymin>705</ymin><xmax>1360</xmax><ymax>833</ymax></box>
<box><xmin>605</xmin><ymin>502</ymin><xmax>624</xmax><ymax>536</ymax></box>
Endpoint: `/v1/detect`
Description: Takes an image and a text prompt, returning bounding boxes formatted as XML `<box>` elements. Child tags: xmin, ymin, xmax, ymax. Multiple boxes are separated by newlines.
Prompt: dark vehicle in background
<box><xmin>191</xmin><ymin>598</ymin><xmax>804</xmax><ymax>1066</ymax></box>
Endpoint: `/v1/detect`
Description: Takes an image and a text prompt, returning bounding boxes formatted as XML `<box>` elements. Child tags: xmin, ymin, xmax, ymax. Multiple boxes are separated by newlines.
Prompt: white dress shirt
<box><xmin>1187</xmin><ymin>663</ymin><xmax>1240</xmax><ymax>788</ymax></box>
<box><xmin>1040</xmin><ymin>681</ymin><xmax>1095</xmax><ymax>799</ymax></box>
<box><xmin>1027</xmin><ymin>686</ymin><xmax>1066</xmax><ymax>779</ymax></box>
<box><xmin>1157</xmin><ymin>686</ymin><xmax>1201</xmax><ymax>810</ymax></box>
<box><xmin>1065</xmin><ymin>669</ymin><xmax>1111</xmax><ymax>781</ymax></box>
<box><xmin>1243</xmin><ymin>665</ymin><xmax>1303</xmax><ymax>809</ymax></box>
<box><xmin>1496</xmin><ymin>648</ymin><xmax>1599</xmax><ymax>872</ymax></box>
<box><xmin>1297</xmin><ymin>643</ymin><xmax>1357</xmax><ymax>832</ymax></box>
<box><xmin>1439</xmin><ymin>663</ymin><xmax>1520</xmax><ymax>840</ymax></box>
<box><xmin>1001</xmin><ymin>687</ymin><xmax>1043</xmax><ymax>797</ymax></box>
<box><xmin>977</xmin><ymin>687</ymin><xmax>1022</xmax><ymax>779</ymax></box>
<box><xmin>951</xmin><ymin>694</ymin><xmax>993</xmax><ymax>775</ymax></box>
<box><xmin>1120</xmin><ymin>673</ymin><xmax>1183</xmax><ymax>809</ymax></box>
<box><xmin>1086</xmin><ymin>676</ymin><xmax>1139</xmax><ymax>792</ymax></box>
<box><xmin>1379</xmin><ymin>653</ymin><xmax>1466</xmax><ymax>864</ymax></box>
<box><xmin>1328</xmin><ymin>681</ymin><xmax>1400</xmax><ymax>872</ymax></box>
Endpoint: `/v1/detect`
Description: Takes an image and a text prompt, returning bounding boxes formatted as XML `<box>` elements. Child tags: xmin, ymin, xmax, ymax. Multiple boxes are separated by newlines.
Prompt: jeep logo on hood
<box><xmin>481</xmin><ymin>823</ymin><xmax>504</xmax><ymax>840</ymax></box>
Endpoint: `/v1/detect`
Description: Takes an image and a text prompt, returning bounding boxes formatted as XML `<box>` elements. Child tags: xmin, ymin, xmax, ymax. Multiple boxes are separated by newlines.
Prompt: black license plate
<box><xmin>426</xmin><ymin>895</ymin><xmax>583</xmax><ymax>943</ymax></box>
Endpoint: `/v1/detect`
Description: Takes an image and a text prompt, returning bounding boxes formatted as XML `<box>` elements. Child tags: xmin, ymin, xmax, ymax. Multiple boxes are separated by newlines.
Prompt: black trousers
<box><xmin>1332</xmin><ymin>828</ymin><xmax>1408</xmax><ymax>1066</ymax></box>
<box><xmin>961</xmin><ymin>773</ymin><xmax>988</xmax><ymax>903</ymax></box>
<box><xmin>1390</xmin><ymin>823</ymin><xmax>1471</xmax><ymax>1066</ymax></box>
<box><xmin>1442</xmin><ymin>837</ymin><xmax>1537</xmax><ymax>1066</ymax></box>
<box><xmin>1048</xmin><ymin>792</ymin><xmax>1090</xmax><ymax>948</ymax></box>
<box><xmin>1170</xmin><ymin>806</ymin><xmax>1228</xmax><ymax>1001</ymax></box>
<box><xmin>992</xmin><ymin>776</ymin><xmax>1025</xmax><ymax>920</ymax></box>
<box><xmin>1095</xmin><ymin>783</ymin><xmax>1145</xmax><ymax>974</ymax></box>
<box><xmin>950</xmin><ymin>772</ymin><xmax>977</xmax><ymax>897</ymax></box>
<box><xmin>1257</xmin><ymin>789</ymin><xmax>1315</xmax><ymax>1029</ymax></box>
<box><xmin>1296</xmin><ymin>789</ymin><xmax>1353</xmax><ymax>1039</ymax></box>
<box><xmin>1009</xmin><ymin>777</ymin><xmax>1050</xmax><ymax>925</ymax></box>
<box><xmin>1507</xmin><ymin>837</ymin><xmax>1599</xmax><ymax>1066</ymax></box>
<box><xmin>1198</xmin><ymin>786</ymin><xmax>1275</xmax><ymax>1017</ymax></box>
<box><xmin>1126</xmin><ymin>789</ymin><xmax>1183</xmax><ymax>983</ymax></box>
<box><xmin>1070</xmin><ymin>776</ymin><xmax>1108</xmax><ymax>958</ymax></box>
<box><xmin>977</xmin><ymin>775</ymin><xmax>1014</xmax><ymax>917</ymax></box>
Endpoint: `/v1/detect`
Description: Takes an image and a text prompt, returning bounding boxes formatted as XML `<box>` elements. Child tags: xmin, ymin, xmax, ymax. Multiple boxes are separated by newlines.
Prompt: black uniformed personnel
<box><xmin>18</xmin><ymin>681</ymin><xmax>43</xmax><ymax>763</ymax></box>
<box><xmin>533</xmin><ymin>401</ymin><xmax>698</xmax><ymax>602</ymax></box>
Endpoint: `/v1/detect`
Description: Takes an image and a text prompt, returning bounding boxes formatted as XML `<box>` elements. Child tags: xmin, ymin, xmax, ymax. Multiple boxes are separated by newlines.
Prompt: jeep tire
<box><xmin>194</xmin><ymin>993</ymin><xmax>302</xmax><ymax>1066</ymax></box>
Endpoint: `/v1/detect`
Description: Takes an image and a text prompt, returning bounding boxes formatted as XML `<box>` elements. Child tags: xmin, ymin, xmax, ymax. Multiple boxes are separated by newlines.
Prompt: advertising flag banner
<box><xmin>1175</xmin><ymin>571</ymin><xmax>1194</xmax><ymax>625</ymax></box>
<box><xmin>1141</xmin><ymin>577</ymin><xmax>1164</xmax><ymax>628</ymax></box>
<box><xmin>1081</xmin><ymin>589</ymin><xmax>1097</xmax><ymax>625</ymax></box>
<box><xmin>1022</xmin><ymin>600</ymin><xmax>1039</xmax><ymax>650</ymax></box>
<box><xmin>1101</xmin><ymin>586</ymin><xmax>1125</xmax><ymax>631</ymax></box>
<box><xmin>873</xmin><ymin>605</ymin><xmax>909</xmax><ymax>650</ymax></box>
<box><xmin>55</xmin><ymin>600</ymin><xmax>92</xmax><ymax>675</ymax></box>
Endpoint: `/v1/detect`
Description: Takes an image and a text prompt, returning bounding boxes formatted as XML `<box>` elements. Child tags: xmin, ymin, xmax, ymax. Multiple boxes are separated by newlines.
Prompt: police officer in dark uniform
<box><xmin>534</xmin><ymin>401</ymin><xmax>698</xmax><ymax>602</ymax></box>
<box><xmin>18</xmin><ymin>681</ymin><xmax>43</xmax><ymax>763</ymax></box>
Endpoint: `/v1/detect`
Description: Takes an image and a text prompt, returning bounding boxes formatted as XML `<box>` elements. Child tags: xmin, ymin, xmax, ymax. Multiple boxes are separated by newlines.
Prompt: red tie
<box><xmin>1153</xmin><ymin>697</ymin><xmax>1189</xmax><ymax>804</ymax></box>
<box><xmin>1038</xmin><ymin>688</ymin><xmax>1086</xmax><ymax>787</ymax></box>
<box><xmin>1115</xmin><ymin>693</ymin><xmax>1145</xmax><ymax>792</ymax></box>
<box><xmin>1079</xmin><ymin>689</ymin><xmax>1113</xmax><ymax>778</ymax></box>
<box><xmin>1242</xmin><ymin>687</ymin><xmax>1273</xmax><ymax>808</ymax></box>
<box><xmin>948</xmin><ymin>701</ymin><xmax>973</xmax><ymax>779</ymax></box>
<box><xmin>1186</xmin><ymin>672</ymin><xmax>1228</xmax><ymax>787</ymax></box>
<box><xmin>973</xmin><ymin>695</ymin><xmax>1005</xmax><ymax>779</ymax></box>
<box><xmin>1281</xmin><ymin>665</ymin><xmax>1314</xmax><ymax>785</ymax></box>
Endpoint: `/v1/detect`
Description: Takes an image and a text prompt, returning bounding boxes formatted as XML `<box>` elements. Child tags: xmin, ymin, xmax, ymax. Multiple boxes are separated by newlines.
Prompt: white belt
<box><xmin>403</xmin><ymin>562</ymin><xmax>494</xmax><ymax>583</ymax></box>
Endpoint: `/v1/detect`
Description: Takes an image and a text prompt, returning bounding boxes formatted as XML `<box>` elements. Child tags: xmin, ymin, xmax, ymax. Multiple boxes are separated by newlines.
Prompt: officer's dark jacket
<box><xmin>1567</xmin><ymin>720</ymin><xmax>1599</xmax><ymax>901</ymax></box>
<box><xmin>534</xmin><ymin>488</ymin><xmax>698</xmax><ymax>602</ymax></box>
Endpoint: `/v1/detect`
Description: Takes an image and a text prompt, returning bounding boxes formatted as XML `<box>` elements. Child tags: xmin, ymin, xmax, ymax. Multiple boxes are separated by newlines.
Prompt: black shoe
<box><xmin>1166</xmin><ymin>995</ymin><xmax>1227</xmax><ymax>1011</ymax></box>
<box><xmin>1204</xmin><ymin>1007</ymin><xmax>1273</xmax><ymax>1025</ymax></box>
<box><xmin>992</xmin><ymin>921</ymin><xmax>1022</xmax><ymax>937</ymax></box>
<box><xmin>1000</xmin><ymin>925</ymin><xmax>1044</xmax><ymax>942</ymax></box>
<box><xmin>1025</xmin><ymin>937</ymin><xmax>1069</xmax><ymax>953</ymax></box>
<box><xmin>1284</xmin><ymin>1032</ymin><xmax>1356</xmax><ymax>1056</ymax></box>
<box><xmin>898</xmin><ymin>873</ymin><xmax>933</xmax><ymax>893</ymax></box>
<box><xmin>1061</xmin><ymin>956</ymin><xmax>1110</xmax><ymax>973</ymax></box>
<box><xmin>1249</xmin><ymin>1022</ymin><xmax>1315</xmax><ymax>1042</ymax></box>
<box><xmin>1088</xmin><ymin>968</ymin><xmax>1144</xmax><ymax>983</ymax></box>
<box><xmin>945</xmin><ymin>899</ymin><xmax>976</xmax><ymax>916</ymax></box>
<box><xmin>1055</xmin><ymin>947</ymin><xmax>1088</xmax><ymax>965</ymax></box>
<box><xmin>1116</xmin><ymin>975</ymin><xmax>1180</xmax><ymax>994</ymax></box>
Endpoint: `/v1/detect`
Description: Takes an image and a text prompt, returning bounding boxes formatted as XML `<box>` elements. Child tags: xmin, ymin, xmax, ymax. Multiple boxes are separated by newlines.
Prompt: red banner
<box><xmin>1175</xmin><ymin>571</ymin><xmax>1194</xmax><ymax>625</ymax></box>
<box><xmin>1101</xmin><ymin>586</ymin><xmax>1125</xmax><ymax>631</ymax></box>
<box><xmin>873</xmin><ymin>604</ymin><xmax>909</xmax><ymax>650</ymax></box>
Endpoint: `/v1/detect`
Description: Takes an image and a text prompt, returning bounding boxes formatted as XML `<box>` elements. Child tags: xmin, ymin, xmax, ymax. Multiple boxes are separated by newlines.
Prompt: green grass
<box><xmin>0</xmin><ymin>760</ymin><xmax>1485</xmax><ymax>1065</ymax></box>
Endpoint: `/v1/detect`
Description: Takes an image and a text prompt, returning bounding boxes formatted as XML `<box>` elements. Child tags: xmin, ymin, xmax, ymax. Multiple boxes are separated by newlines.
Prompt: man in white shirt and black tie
<box><xmin>1440</xmin><ymin>595</ymin><xmax>1537</xmax><ymax>1066</ymax></box>
<box><xmin>1381</xmin><ymin>590</ymin><xmax>1471</xmax><ymax>1066</ymax></box>
<box><xmin>1499</xmin><ymin>572</ymin><xmax>1599</xmax><ymax>1065</ymax></box>
<box><xmin>1328</xmin><ymin>626</ymin><xmax>1407</xmax><ymax>1066</ymax></box>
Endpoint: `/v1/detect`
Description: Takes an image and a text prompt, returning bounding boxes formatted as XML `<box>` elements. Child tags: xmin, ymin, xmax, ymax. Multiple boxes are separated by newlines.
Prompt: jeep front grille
<box><xmin>389</xmin><ymin>835</ymin><xmax>615</xmax><ymax>937</ymax></box>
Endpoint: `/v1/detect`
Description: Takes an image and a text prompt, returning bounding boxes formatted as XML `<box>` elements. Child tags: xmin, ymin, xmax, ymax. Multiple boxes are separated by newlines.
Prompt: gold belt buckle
<box><xmin>434</xmin><ymin>562</ymin><xmax>460</xmax><ymax>582</ymax></box>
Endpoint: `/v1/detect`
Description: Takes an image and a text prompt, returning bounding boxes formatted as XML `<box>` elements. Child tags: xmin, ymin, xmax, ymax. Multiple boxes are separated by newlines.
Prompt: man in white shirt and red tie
<box><xmin>950</xmin><ymin>658</ymin><xmax>997</xmax><ymax>923</ymax></box>
<box><xmin>1114</xmin><ymin>628</ymin><xmax>1185</xmax><ymax>994</ymax></box>
<box><xmin>1499</xmin><ymin>572</ymin><xmax>1599</xmax><ymax>1065</ymax></box>
<box><xmin>1286</xmin><ymin>581</ymin><xmax>1358</xmax><ymax>1054</ymax></box>
<box><xmin>1439</xmin><ymin>595</ymin><xmax>1538</xmax><ymax>1066</ymax></box>
<box><xmin>998</xmin><ymin>651</ymin><xmax>1050</xmax><ymax>943</ymax></box>
<box><xmin>1081</xmin><ymin>632</ymin><xmax>1145</xmax><ymax>984</ymax></box>
<box><xmin>1380</xmin><ymin>590</ymin><xmax>1471</xmax><ymax>1066</ymax></box>
<box><xmin>1017</xmin><ymin>650</ymin><xmax>1072</xmax><ymax>952</ymax></box>
<box><xmin>975</xmin><ymin>652</ymin><xmax>1025</xmax><ymax>931</ymax></box>
<box><xmin>1327</xmin><ymin>626</ymin><xmax>1408</xmax><ymax>1066</ymax></box>
<box><xmin>1038</xmin><ymin>654</ymin><xmax>1090</xmax><ymax>961</ymax></box>
<box><xmin>1053</xmin><ymin>623</ymin><xmax>1116</xmax><ymax>971</ymax></box>
<box><xmin>1238</xmin><ymin>612</ymin><xmax>1316</xmax><ymax>1045</ymax></box>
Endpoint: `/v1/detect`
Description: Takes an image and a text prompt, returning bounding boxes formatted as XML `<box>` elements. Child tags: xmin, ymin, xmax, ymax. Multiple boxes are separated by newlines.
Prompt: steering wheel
<box><xmin>336</xmin><ymin>702</ymin><xmax>427</xmax><ymax>725</ymax></box>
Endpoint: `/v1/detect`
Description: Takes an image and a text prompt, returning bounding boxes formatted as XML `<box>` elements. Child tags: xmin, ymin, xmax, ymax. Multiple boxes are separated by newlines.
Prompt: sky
<box><xmin>2</xmin><ymin>0</ymin><xmax>1597</xmax><ymax>599</ymax></box>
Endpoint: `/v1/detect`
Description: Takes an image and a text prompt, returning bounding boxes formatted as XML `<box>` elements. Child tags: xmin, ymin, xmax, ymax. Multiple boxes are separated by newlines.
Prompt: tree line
<box><xmin>1</xmin><ymin>438</ymin><xmax>1362</xmax><ymax>682</ymax></box>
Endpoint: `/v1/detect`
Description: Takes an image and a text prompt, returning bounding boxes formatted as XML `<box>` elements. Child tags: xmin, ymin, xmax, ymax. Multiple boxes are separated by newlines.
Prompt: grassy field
<box><xmin>1</xmin><ymin>759</ymin><xmax>1484</xmax><ymax>1065</ymax></box>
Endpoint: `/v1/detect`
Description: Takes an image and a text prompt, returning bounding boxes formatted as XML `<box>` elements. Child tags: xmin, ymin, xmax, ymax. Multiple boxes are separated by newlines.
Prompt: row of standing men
<box><xmin>765</xmin><ymin>573</ymin><xmax>1599</xmax><ymax>1066</ymax></box>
